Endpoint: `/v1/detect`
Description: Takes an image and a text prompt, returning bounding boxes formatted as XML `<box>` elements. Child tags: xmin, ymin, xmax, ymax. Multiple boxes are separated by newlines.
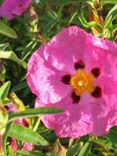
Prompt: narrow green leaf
<box><xmin>105</xmin><ymin>5</ymin><xmax>117</xmax><ymax>27</ymax></box>
<box><xmin>55</xmin><ymin>0</ymin><xmax>86</xmax><ymax>6</ymax></box>
<box><xmin>69</xmin><ymin>12</ymin><xmax>78</xmax><ymax>25</ymax></box>
<box><xmin>8</xmin><ymin>124</ymin><xmax>49</xmax><ymax>146</ymax></box>
<box><xmin>78</xmin><ymin>11</ymin><xmax>103</xmax><ymax>32</ymax></box>
<box><xmin>12</xmin><ymin>81</ymin><xmax>27</xmax><ymax>92</ymax></box>
<box><xmin>8</xmin><ymin>107</ymin><xmax>64</xmax><ymax>122</ymax></box>
<box><xmin>78</xmin><ymin>141</ymin><xmax>92</xmax><ymax>156</ymax></box>
<box><xmin>0</xmin><ymin>81</ymin><xmax>11</xmax><ymax>100</ymax></box>
<box><xmin>0</xmin><ymin>21</ymin><xmax>17</xmax><ymax>38</ymax></box>
<box><xmin>101</xmin><ymin>0</ymin><xmax>117</xmax><ymax>6</ymax></box>
<box><xmin>0</xmin><ymin>43</ymin><xmax>9</xmax><ymax>51</ymax></box>
<box><xmin>2</xmin><ymin>122</ymin><xmax>13</xmax><ymax>156</ymax></box>
<box><xmin>0</xmin><ymin>51</ymin><xmax>27</xmax><ymax>69</ymax></box>
<box><xmin>67</xmin><ymin>143</ymin><xmax>81</xmax><ymax>156</ymax></box>
<box><xmin>17</xmin><ymin>150</ymin><xmax>46</xmax><ymax>156</ymax></box>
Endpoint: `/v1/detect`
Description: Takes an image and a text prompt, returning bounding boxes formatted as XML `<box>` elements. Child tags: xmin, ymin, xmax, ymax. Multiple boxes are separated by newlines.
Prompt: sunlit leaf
<box><xmin>101</xmin><ymin>0</ymin><xmax>117</xmax><ymax>6</ymax></box>
<box><xmin>0</xmin><ymin>51</ymin><xmax>27</xmax><ymax>69</ymax></box>
<box><xmin>67</xmin><ymin>142</ymin><xmax>81</xmax><ymax>156</ymax></box>
<box><xmin>8</xmin><ymin>107</ymin><xmax>64</xmax><ymax>122</ymax></box>
<box><xmin>16</xmin><ymin>150</ymin><xmax>46</xmax><ymax>156</ymax></box>
<box><xmin>0</xmin><ymin>81</ymin><xmax>11</xmax><ymax>100</ymax></box>
<box><xmin>0</xmin><ymin>21</ymin><xmax>17</xmax><ymax>38</ymax></box>
<box><xmin>105</xmin><ymin>5</ymin><xmax>117</xmax><ymax>27</ymax></box>
<box><xmin>8</xmin><ymin>124</ymin><xmax>49</xmax><ymax>146</ymax></box>
<box><xmin>78</xmin><ymin>141</ymin><xmax>92</xmax><ymax>156</ymax></box>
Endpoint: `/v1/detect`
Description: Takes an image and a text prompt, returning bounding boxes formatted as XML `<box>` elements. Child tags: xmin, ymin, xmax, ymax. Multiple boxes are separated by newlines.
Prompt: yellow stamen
<box><xmin>70</xmin><ymin>70</ymin><xmax>95</xmax><ymax>95</ymax></box>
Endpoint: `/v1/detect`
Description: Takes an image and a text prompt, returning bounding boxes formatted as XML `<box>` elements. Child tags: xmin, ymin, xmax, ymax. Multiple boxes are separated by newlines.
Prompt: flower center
<box><xmin>70</xmin><ymin>70</ymin><xmax>95</xmax><ymax>95</ymax></box>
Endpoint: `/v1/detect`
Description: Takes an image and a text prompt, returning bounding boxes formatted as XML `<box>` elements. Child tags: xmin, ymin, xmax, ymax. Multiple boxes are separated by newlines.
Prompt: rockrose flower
<box><xmin>0</xmin><ymin>0</ymin><xmax>31</xmax><ymax>20</ymax></box>
<box><xmin>27</xmin><ymin>26</ymin><xmax>117</xmax><ymax>138</ymax></box>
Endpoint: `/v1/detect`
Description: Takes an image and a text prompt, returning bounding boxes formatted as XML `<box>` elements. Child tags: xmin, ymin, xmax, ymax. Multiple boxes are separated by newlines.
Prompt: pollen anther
<box><xmin>70</xmin><ymin>70</ymin><xmax>95</xmax><ymax>95</ymax></box>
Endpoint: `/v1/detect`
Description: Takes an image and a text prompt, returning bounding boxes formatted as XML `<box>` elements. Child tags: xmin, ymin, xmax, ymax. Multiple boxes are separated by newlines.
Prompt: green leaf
<box><xmin>0</xmin><ymin>81</ymin><xmax>11</xmax><ymax>100</ymax></box>
<box><xmin>2</xmin><ymin>98</ymin><xmax>12</xmax><ymax>105</ymax></box>
<box><xmin>8</xmin><ymin>124</ymin><xmax>49</xmax><ymax>146</ymax></box>
<box><xmin>16</xmin><ymin>150</ymin><xmax>46</xmax><ymax>156</ymax></box>
<box><xmin>0</xmin><ymin>21</ymin><xmax>17</xmax><ymax>38</ymax></box>
<box><xmin>12</xmin><ymin>81</ymin><xmax>28</xmax><ymax>92</ymax></box>
<box><xmin>0</xmin><ymin>51</ymin><xmax>27</xmax><ymax>69</ymax></box>
<box><xmin>0</xmin><ymin>43</ymin><xmax>9</xmax><ymax>51</ymax></box>
<box><xmin>107</xmin><ymin>127</ymin><xmax>117</xmax><ymax>147</ymax></box>
<box><xmin>105</xmin><ymin>5</ymin><xmax>117</xmax><ymax>27</ymax></box>
<box><xmin>67</xmin><ymin>143</ymin><xmax>81</xmax><ymax>156</ymax></box>
<box><xmin>2</xmin><ymin>122</ymin><xmax>13</xmax><ymax>156</ymax></box>
<box><xmin>101</xmin><ymin>0</ymin><xmax>117</xmax><ymax>6</ymax></box>
<box><xmin>78</xmin><ymin>141</ymin><xmax>92</xmax><ymax>156</ymax></box>
<box><xmin>55</xmin><ymin>0</ymin><xmax>85</xmax><ymax>6</ymax></box>
<box><xmin>0</xmin><ymin>0</ymin><xmax>4</xmax><ymax>4</ymax></box>
<box><xmin>94</xmin><ymin>136</ymin><xmax>112</xmax><ymax>149</ymax></box>
<box><xmin>78</xmin><ymin>11</ymin><xmax>103</xmax><ymax>32</ymax></box>
<box><xmin>8</xmin><ymin>107</ymin><xmax>64</xmax><ymax>122</ymax></box>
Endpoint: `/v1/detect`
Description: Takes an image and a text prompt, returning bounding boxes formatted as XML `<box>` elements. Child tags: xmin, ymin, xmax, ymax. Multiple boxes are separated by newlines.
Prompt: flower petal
<box><xmin>90</xmin><ymin>94</ymin><xmax>117</xmax><ymax>135</ymax></box>
<box><xmin>95</xmin><ymin>75</ymin><xmax>117</xmax><ymax>95</ymax></box>
<box><xmin>0</xmin><ymin>0</ymin><xmax>31</xmax><ymax>20</ymax></box>
<box><xmin>35</xmin><ymin>94</ymin><xmax>93</xmax><ymax>138</ymax></box>
<box><xmin>88</xmin><ymin>34</ymin><xmax>117</xmax><ymax>57</ymax></box>
<box><xmin>27</xmin><ymin>45</ymin><xmax>71</xmax><ymax>104</ymax></box>
<box><xmin>44</xmin><ymin>26</ymin><xmax>91</xmax><ymax>74</ymax></box>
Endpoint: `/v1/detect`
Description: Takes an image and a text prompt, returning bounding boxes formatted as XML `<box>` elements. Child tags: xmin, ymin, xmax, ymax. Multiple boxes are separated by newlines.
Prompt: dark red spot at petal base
<box><xmin>19</xmin><ymin>4</ymin><xmax>23</xmax><ymax>7</ymax></box>
<box><xmin>71</xmin><ymin>92</ymin><xmax>81</xmax><ymax>104</ymax></box>
<box><xmin>62</xmin><ymin>75</ymin><xmax>71</xmax><ymax>84</ymax></box>
<box><xmin>74</xmin><ymin>60</ymin><xmax>85</xmax><ymax>70</ymax></box>
<box><xmin>91</xmin><ymin>86</ymin><xmax>102</xmax><ymax>98</ymax></box>
<box><xmin>91</xmin><ymin>67</ymin><xmax>100</xmax><ymax>78</ymax></box>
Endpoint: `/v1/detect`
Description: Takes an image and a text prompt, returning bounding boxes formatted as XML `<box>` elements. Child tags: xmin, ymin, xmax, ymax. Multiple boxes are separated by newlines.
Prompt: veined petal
<box><xmin>95</xmin><ymin>75</ymin><xmax>117</xmax><ymax>95</ymax></box>
<box><xmin>27</xmin><ymin>45</ymin><xmax>71</xmax><ymax>104</ymax></box>
<box><xmin>35</xmin><ymin>94</ymin><xmax>93</xmax><ymax>138</ymax></box>
<box><xmin>90</xmin><ymin>94</ymin><xmax>117</xmax><ymax>135</ymax></box>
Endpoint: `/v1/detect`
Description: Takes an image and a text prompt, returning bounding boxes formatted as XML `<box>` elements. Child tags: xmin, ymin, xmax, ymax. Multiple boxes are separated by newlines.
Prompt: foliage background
<box><xmin>0</xmin><ymin>0</ymin><xmax>117</xmax><ymax>155</ymax></box>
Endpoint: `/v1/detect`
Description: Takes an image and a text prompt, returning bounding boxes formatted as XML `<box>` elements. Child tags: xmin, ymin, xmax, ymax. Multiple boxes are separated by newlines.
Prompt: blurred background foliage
<box><xmin>0</xmin><ymin>0</ymin><xmax>117</xmax><ymax>155</ymax></box>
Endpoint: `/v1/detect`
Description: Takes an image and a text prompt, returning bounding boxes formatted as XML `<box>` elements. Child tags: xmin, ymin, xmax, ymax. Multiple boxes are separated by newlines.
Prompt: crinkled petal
<box><xmin>27</xmin><ymin>45</ymin><xmax>71</xmax><ymax>104</ymax></box>
<box><xmin>90</xmin><ymin>94</ymin><xmax>117</xmax><ymax>135</ymax></box>
<box><xmin>35</xmin><ymin>94</ymin><xmax>93</xmax><ymax>138</ymax></box>
<box><xmin>44</xmin><ymin>26</ymin><xmax>93</xmax><ymax>74</ymax></box>
<box><xmin>95</xmin><ymin>75</ymin><xmax>117</xmax><ymax>95</ymax></box>
<box><xmin>88</xmin><ymin>34</ymin><xmax>117</xmax><ymax>57</ymax></box>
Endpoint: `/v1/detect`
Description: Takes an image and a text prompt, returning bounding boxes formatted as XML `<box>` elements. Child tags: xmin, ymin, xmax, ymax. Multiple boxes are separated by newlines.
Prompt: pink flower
<box><xmin>27</xmin><ymin>26</ymin><xmax>117</xmax><ymax>138</ymax></box>
<box><xmin>0</xmin><ymin>0</ymin><xmax>31</xmax><ymax>20</ymax></box>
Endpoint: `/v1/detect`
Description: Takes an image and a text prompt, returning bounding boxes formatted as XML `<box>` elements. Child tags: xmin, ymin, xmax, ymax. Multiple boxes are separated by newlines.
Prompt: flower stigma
<box><xmin>70</xmin><ymin>70</ymin><xmax>95</xmax><ymax>95</ymax></box>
